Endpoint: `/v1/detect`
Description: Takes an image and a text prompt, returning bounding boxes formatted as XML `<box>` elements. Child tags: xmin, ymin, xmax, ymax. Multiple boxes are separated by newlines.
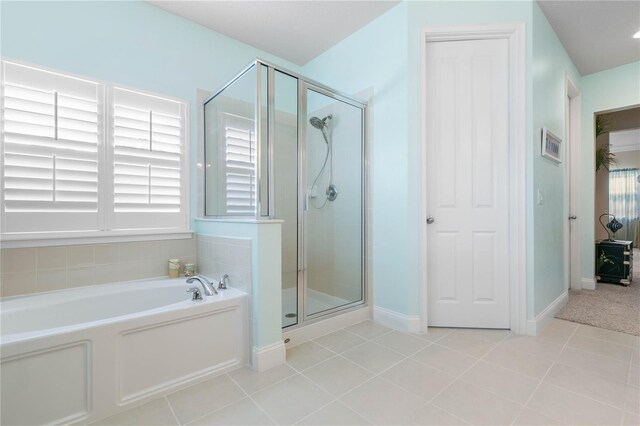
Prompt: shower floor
<box><xmin>282</xmin><ymin>287</ymin><xmax>350</xmax><ymax>327</ymax></box>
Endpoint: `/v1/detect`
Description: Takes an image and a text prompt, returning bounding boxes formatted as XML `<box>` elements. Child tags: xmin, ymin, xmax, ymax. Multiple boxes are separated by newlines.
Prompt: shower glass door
<box><xmin>303</xmin><ymin>87</ymin><xmax>364</xmax><ymax>318</ymax></box>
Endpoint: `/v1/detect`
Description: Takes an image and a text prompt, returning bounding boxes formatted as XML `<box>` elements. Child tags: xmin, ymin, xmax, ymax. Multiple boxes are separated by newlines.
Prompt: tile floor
<box><xmin>91</xmin><ymin>319</ymin><xmax>640</xmax><ymax>425</ymax></box>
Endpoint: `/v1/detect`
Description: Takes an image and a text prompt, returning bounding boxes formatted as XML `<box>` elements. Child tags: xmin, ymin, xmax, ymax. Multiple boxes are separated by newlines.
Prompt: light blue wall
<box><xmin>303</xmin><ymin>3</ymin><xmax>411</xmax><ymax>315</ymax></box>
<box><xmin>531</xmin><ymin>3</ymin><xmax>582</xmax><ymax>316</ymax></box>
<box><xmin>0</xmin><ymin>0</ymin><xmax>301</xmax><ymax>224</ymax></box>
<box><xmin>580</xmin><ymin>61</ymin><xmax>640</xmax><ymax>282</ymax></box>
<box><xmin>305</xmin><ymin>1</ymin><xmax>534</xmax><ymax>317</ymax></box>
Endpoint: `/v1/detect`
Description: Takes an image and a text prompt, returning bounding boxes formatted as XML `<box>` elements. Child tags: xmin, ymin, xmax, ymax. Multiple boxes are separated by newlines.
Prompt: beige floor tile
<box><xmin>297</xmin><ymin>401</ymin><xmax>370</xmax><ymax>425</ymax></box>
<box><xmin>373</xmin><ymin>330</ymin><xmax>430</xmax><ymax>356</ymax></box>
<box><xmin>405</xmin><ymin>403</ymin><xmax>467</xmax><ymax>425</ymax></box>
<box><xmin>460</xmin><ymin>361</ymin><xmax>540</xmax><ymax>405</ymax></box>
<box><xmin>544</xmin><ymin>363</ymin><xmax>636</xmax><ymax>412</ymax></box>
<box><xmin>451</xmin><ymin>328</ymin><xmax>511</xmax><ymax>343</ymax></box>
<box><xmin>286</xmin><ymin>341</ymin><xmax>335</xmax><ymax>371</ymax></box>
<box><xmin>498</xmin><ymin>335</ymin><xmax>564</xmax><ymax>361</ymax></box>
<box><xmin>538</xmin><ymin>322</ymin><xmax>576</xmax><ymax>345</ymax></box>
<box><xmin>167</xmin><ymin>375</ymin><xmax>245</xmax><ymax>424</ymax></box>
<box><xmin>557</xmin><ymin>345</ymin><xmax>631</xmax><ymax>384</ymax></box>
<box><xmin>91</xmin><ymin>397</ymin><xmax>177</xmax><ymax>425</ymax></box>
<box><xmin>345</xmin><ymin>320</ymin><xmax>392</xmax><ymax>340</ymax></box>
<box><xmin>632</xmin><ymin>347</ymin><xmax>640</xmax><ymax>366</ymax></box>
<box><xmin>622</xmin><ymin>411</ymin><xmax>640</xmax><ymax>426</ymax></box>
<box><xmin>567</xmin><ymin>333</ymin><xmax>632</xmax><ymax>363</ymax></box>
<box><xmin>432</xmin><ymin>379</ymin><xmax>523</xmax><ymax>425</ymax></box>
<box><xmin>512</xmin><ymin>407</ymin><xmax>563</xmax><ymax>425</ymax></box>
<box><xmin>252</xmin><ymin>374</ymin><xmax>332</xmax><ymax>425</ymax></box>
<box><xmin>416</xmin><ymin>327</ymin><xmax>454</xmax><ymax>341</ymax></box>
<box><xmin>576</xmin><ymin>324</ymin><xmax>640</xmax><ymax>348</ymax></box>
<box><xmin>381</xmin><ymin>358</ymin><xmax>455</xmax><ymax>401</ymax></box>
<box><xmin>340</xmin><ymin>377</ymin><xmax>426</xmax><ymax>425</ymax></box>
<box><xmin>341</xmin><ymin>341</ymin><xmax>404</xmax><ymax>374</ymax></box>
<box><xmin>483</xmin><ymin>345</ymin><xmax>554</xmax><ymax>379</ymax></box>
<box><xmin>302</xmin><ymin>356</ymin><xmax>373</xmax><ymax>396</ymax></box>
<box><xmin>228</xmin><ymin>364</ymin><xmax>297</xmax><ymax>394</ymax></box>
<box><xmin>629</xmin><ymin>364</ymin><xmax>640</xmax><ymax>388</ymax></box>
<box><xmin>188</xmin><ymin>398</ymin><xmax>274</xmax><ymax>425</ymax></box>
<box><xmin>436</xmin><ymin>332</ymin><xmax>498</xmax><ymax>358</ymax></box>
<box><xmin>314</xmin><ymin>329</ymin><xmax>366</xmax><ymax>353</ymax></box>
<box><xmin>527</xmin><ymin>382</ymin><xmax>622</xmax><ymax>425</ymax></box>
<box><xmin>411</xmin><ymin>344</ymin><xmax>477</xmax><ymax>377</ymax></box>
<box><xmin>548</xmin><ymin>318</ymin><xmax>579</xmax><ymax>332</ymax></box>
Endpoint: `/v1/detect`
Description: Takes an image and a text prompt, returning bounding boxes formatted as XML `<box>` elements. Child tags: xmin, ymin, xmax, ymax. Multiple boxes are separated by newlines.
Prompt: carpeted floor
<box><xmin>556</xmin><ymin>248</ymin><xmax>640</xmax><ymax>336</ymax></box>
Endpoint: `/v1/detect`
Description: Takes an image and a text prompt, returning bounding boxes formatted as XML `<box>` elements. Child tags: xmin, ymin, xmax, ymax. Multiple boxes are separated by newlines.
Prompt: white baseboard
<box><xmin>525</xmin><ymin>291</ymin><xmax>568</xmax><ymax>336</ymax></box>
<box><xmin>373</xmin><ymin>305</ymin><xmax>421</xmax><ymax>334</ymax></box>
<box><xmin>252</xmin><ymin>341</ymin><xmax>285</xmax><ymax>372</ymax></box>
<box><xmin>581</xmin><ymin>277</ymin><xmax>596</xmax><ymax>290</ymax></box>
<box><xmin>283</xmin><ymin>306</ymin><xmax>370</xmax><ymax>349</ymax></box>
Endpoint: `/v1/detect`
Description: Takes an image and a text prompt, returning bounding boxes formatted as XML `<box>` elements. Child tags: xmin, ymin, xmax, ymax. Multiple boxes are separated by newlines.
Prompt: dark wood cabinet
<box><xmin>595</xmin><ymin>240</ymin><xmax>633</xmax><ymax>285</ymax></box>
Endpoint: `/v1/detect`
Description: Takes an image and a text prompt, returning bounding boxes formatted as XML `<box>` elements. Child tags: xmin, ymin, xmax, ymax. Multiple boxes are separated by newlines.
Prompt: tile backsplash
<box><xmin>196</xmin><ymin>235</ymin><xmax>252</xmax><ymax>295</ymax></box>
<box><xmin>0</xmin><ymin>237</ymin><xmax>196</xmax><ymax>298</ymax></box>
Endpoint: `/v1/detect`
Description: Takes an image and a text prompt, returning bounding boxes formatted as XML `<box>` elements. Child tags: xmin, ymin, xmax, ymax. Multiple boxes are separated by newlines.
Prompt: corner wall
<box><xmin>531</xmin><ymin>2</ymin><xmax>581</xmax><ymax>317</ymax></box>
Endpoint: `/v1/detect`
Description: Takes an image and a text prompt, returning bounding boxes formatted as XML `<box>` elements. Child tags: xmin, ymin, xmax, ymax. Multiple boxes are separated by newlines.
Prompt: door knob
<box><xmin>569</xmin><ymin>215</ymin><xmax>577</xmax><ymax>220</ymax></box>
<box><xmin>426</xmin><ymin>217</ymin><xmax>435</xmax><ymax>224</ymax></box>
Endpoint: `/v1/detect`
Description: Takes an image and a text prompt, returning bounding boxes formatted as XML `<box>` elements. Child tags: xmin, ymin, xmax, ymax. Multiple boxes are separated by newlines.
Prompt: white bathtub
<box><xmin>0</xmin><ymin>278</ymin><xmax>248</xmax><ymax>425</ymax></box>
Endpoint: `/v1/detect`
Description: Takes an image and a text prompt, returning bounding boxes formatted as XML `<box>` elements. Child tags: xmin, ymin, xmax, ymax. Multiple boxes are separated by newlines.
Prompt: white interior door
<box><xmin>426</xmin><ymin>38</ymin><xmax>510</xmax><ymax>329</ymax></box>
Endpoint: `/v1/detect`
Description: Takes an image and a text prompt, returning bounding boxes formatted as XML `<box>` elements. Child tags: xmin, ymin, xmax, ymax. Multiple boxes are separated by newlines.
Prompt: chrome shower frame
<box><xmin>204</xmin><ymin>58</ymin><xmax>368</xmax><ymax>329</ymax></box>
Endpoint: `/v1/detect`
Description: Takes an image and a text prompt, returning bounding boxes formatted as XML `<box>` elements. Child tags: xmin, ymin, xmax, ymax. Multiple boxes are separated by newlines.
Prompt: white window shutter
<box><xmin>223</xmin><ymin>114</ymin><xmax>256</xmax><ymax>215</ymax></box>
<box><xmin>1</xmin><ymin>61</ymin><xmax>102</xmax><ymax>233</ymax></box>
<box><xmin>110</xmin><ymin>87</ymin><xmax>187</xmax><ymax>230</ymax></box>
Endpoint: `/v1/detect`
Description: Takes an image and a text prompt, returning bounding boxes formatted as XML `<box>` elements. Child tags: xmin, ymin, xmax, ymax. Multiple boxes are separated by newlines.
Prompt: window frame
<box><xmin>0</xmin><ymin>59</ymin><xmax>191</xmax><ymax>248</ymax></box>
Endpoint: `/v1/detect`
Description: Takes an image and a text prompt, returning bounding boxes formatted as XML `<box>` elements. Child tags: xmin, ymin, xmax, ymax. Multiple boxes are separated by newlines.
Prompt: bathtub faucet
<box><xmin>186</xmin><ymin>275</ymin><xmax>218</xmax><ymax>296</ymax></box>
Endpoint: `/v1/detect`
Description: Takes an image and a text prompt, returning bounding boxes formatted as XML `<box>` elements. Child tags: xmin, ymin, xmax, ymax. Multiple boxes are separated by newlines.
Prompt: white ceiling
<box><xmin>146</xmin><ymin>0</ymin><xmax>400</xmax><ymax>66</ymax></box>
<box><xmin>147</xmin><ymin>1</ymin><xmax>638</xmax><ymax>73</ymax></box>
<box><xmin>537</xmin><ymin>0</ymin><xmax>640</xmax><ymax>75</ymax></box>
<box><xmin>610</xmin><ymin>128</ymin><xmax>640</xmax><ymax>153</ymax></box>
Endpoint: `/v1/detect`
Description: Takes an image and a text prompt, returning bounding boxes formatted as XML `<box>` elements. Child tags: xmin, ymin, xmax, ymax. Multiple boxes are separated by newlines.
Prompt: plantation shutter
<box><xmin>111</xmin><ymin>88</ymin><xmax>187</xmax><ymax>230</ymax></box>
<box><xmin>223</xmin><ymin>114</ymin><xmax>256</xmax><ymax>215</ymax></box>
<box><xmin>1</xmin><ymin>61</ymin><xmax>102</xmax><ymax>233</ymax></box>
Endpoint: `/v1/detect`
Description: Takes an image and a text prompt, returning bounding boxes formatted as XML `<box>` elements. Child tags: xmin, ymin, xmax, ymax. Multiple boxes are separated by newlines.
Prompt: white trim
<box><xmin>283</xmin><ymin>305</ymin><xmax>370</xmax><ymax>349</ymax></box>
<box><xmin>251</xmin><ymin>341</ymin><xmax>286</xmax><ymax>372</ymax></box>
<box><xmin>565</xmin><ymin>75</ymin><xmax>582</xmax><ymax>290</ymax></box>
<box><xmin>0</xmin><ymin>230</ymin><xmax>193</xmax><ymax>248</ymax></box>
<box><xmin>581</xmin><ymin>277</ymin><xmax>596</xmax><ymax>290</ymax></box>
<box><xmin>526</xmin><ymin>291</ymin><xmax>568</xmax><ymax>335</ymax></box>
<box><xmin>419</xmin><ymin>23</ymin><xmax>527</xmax><ymax>334</ymax></box>
<box><xmin>373</xmin><ymin>305</ymin><xmax>421</xmax><ymax>334</ymax></box>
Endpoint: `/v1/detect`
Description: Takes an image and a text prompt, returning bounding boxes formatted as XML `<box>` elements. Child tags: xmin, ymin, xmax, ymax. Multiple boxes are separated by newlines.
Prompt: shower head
<box><xmin>309</xmin><ymin>114</ymin><xmax>333</xmax><ymax>130</ymax></box>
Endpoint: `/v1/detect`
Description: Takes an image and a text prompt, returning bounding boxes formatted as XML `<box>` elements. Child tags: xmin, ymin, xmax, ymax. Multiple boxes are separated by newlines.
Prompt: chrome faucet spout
<box><xmin>186</xmin><ymin>275</ymin><xmax>218</xmax><ymax>296</ymax></box>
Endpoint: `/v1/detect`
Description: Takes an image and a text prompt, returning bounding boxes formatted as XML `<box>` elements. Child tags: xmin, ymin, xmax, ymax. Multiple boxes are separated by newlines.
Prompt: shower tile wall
<box><xmin>0</xmin><ymin>237</ymin><xmax>196</xmax><ymax>298</ymax></box>
<box><xmin>306</xmin><ymin>100</ymin><xmax>363</xmax><ymax>306</ymax></box>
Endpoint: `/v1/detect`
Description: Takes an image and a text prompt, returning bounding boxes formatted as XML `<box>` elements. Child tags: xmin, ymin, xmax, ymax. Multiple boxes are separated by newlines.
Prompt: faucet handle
<box><xmin>218</xmin><ymin>274</ymin><xmax>229</xmax><ymax>290</ymax></box>
<box><xmin>186</xmin><ymin>287</ymin><xmax>203</xmax><ymax>301</ymax></box>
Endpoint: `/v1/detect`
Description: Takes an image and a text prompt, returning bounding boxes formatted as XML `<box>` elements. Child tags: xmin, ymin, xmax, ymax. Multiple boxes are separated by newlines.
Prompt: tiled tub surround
<box><xmin>0</xmin><ymin>237</ymin><xmax>196</xmax><ymax>297</ymax></box>
<box><xmin>196</xmin><ymin>235</ymin><xmax>252</xmax><ymax>295</ymax></box>
<box><xmin>88</xmin><ymin>319</ymin><xmax>640</xmax><ymax>426</ymax></box>
<box><xmin>0</xmin><ymin>277</ymin><xmax>248</xmax><ymax>425</ymax></box>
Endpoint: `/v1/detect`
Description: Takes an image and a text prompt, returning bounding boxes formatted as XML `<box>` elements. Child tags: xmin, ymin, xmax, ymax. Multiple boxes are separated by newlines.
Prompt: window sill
<box><xmin>195</xmin><ymin>218</ymin><xmax>284</xmax><ymax>224</ymax></box>
<box><xmin>0</xmin><ymin>229</ymin><xmax>194</xmax><ymax>249</ymax></box>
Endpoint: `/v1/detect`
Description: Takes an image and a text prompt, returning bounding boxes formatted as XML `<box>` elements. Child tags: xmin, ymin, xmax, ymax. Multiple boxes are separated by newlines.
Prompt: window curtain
<box><xmin>609</xmin><ymin>168</ymin><xmax>639</xmax><ymax>246</ymax></box>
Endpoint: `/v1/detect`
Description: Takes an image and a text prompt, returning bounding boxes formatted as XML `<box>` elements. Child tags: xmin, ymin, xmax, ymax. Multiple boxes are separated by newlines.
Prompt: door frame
<box><xmin>419</xmin><ymin>23</ymin><xmax>527</xmax><ymax>334</ymax></box>
<box><xmin>565</xmin><ymin>75</ymin><xmax>582</xmax><ymax>290</ymax></box>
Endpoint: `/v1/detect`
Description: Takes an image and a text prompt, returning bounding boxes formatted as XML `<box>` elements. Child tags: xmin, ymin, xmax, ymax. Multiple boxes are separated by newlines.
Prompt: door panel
<box><xmin>426</xmin><ymin>38</ymin><xmax>510</xmax><ymax>328</ymax></box>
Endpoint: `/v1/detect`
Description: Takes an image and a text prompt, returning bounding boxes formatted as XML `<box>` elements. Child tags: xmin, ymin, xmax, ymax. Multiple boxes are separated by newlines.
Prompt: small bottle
<box><xmin>184</xmin><ymin>263</ymin><xmax>195</xmax><ymax>277</ymax></box>
<box><xmin>168</xmin><ymin>258</ymin><xmax>181</xmax><ymax>278</ymax></box>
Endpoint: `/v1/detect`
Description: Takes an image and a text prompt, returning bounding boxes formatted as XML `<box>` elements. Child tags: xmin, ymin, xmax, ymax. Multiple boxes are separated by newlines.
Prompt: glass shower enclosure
<box><xmin>203</xmin><ymin>60</ymin><xmax>366</xmax><ymax>328</ymax></box>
